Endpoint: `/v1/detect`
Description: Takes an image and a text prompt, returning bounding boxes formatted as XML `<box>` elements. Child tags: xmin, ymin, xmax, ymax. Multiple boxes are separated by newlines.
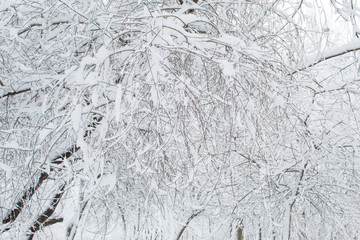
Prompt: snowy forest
<box><xmin>1</xmin><ymin>0</ymin><xmax>360</xmax><ymax>239</ymax></box>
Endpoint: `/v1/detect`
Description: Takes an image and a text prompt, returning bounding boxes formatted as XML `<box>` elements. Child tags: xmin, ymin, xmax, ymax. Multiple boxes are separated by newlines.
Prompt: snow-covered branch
<box><xmin>297</xmin><ymin>39</ymin><xmax>360</xmax><ymax>71</ymax></box>
<box><xmin>27</xmin><ymin>184</ymin><xmax>66</xmax><ymax>240</ymax></box>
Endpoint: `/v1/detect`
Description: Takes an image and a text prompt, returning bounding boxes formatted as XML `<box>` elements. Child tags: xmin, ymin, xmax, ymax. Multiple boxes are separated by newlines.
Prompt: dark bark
<box><xmin>27</xmin><ymin>184</ymin><xmax>66</xmax><ymax>240</ymax></box>
<box><xmin>176</xmin><ymin>210</ymin><xmax>204</xmax><ymax>240</ymax></box>
<box><xmin>1</xmin><ymin>111</ymin><xmax>101</xmax><ymax>233</ymax></box>
<box><xmin>178</xmin><ymin>0</ymin><xmax>198</xmax><ymax>13</ymax></box>
<box><xmin>178</xmin><ymin>0</ymin><xmax>198</xmax><ymax>4</ymax></box>
<box><xmin>83</xmin><ymin>115</ymin><xmax>103</xmax><ymax>138</ymax></box>
<box><xmin>51</xmin><ymin>145</ymin><xmax>80</xmax><ymax>165</ymax></box>
<box><xmin>295</xmin><ymin>44</ymin><xmax>360</xmax><ymax>73</ymax></box>
<box><xmin>2</xmin><ymin>172</ymin><xmax>49</xmax><ymax>226</ymax></box>
<box><xmin>237</xmin><ymin>228</ymin><xmax>243</xmax><ymax>240</ymax></box>
<box><xmin>0</xmin><ymin>88</ymin><xmax>31</xmax><ymax>99</ymax></box>
<box><xmin>66</xmin><ymin>199</ymin><xmax>88</xmax><ymax>240</ymax></box>
<box><xmin>1</xmin><ymin>146</ymin><xmax>79</xmax><ymax>230</ymax></box>
<box><xmin>43</xmin><ymin>217</ymin><xmax>64</xmax><ymax>227</ymax></box>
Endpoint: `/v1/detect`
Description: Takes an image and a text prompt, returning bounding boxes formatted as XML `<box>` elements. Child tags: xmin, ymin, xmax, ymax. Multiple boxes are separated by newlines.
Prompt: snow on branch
<box><xmin>176</xmin><ymin>209</ymin><xmax>204</xmax><ymax>240</ymax></box>
<box><xmin>1</xmin><ymin>146</ymin><xmax>79</xmax><ymax>231</ymax></box>
<box><xmin>297</xmin><ymin>39</ymin><xmax>360</xmax><ymax>72</ymax></box>
<box><xmin>1</xmin><ymin>171</ymin><xmax>49</xmax><ymax>229</ymax></box>
<box><xmin>27</xmin><ymin>184</ymin><xmax>66</xmax><ymax>240</ymax></box>
<box><xmin>0</xmin><ymin>88</ymin><xmax>31</xmax><ymax>99</ymax></box>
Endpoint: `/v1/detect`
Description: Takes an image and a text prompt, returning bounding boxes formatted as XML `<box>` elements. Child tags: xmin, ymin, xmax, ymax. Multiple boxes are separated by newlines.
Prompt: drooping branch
<box><xmin>27</xmin><ymin>184</ymin><xmax>66</xmax><ymax>240</ymax></box>
<box><xmin>17</xmin><ymin>21</ymin><xmax>70</xmax><ymax>36</ymax></box>
<box><xmin>58</xmin><ymin>0</ymin><xmax>112</xmax><ymax>38</ymax></box>
<box><xmin>296</xmin><ymin>39</ymin><xmax>360</xmax><ymax>72</ymax></box>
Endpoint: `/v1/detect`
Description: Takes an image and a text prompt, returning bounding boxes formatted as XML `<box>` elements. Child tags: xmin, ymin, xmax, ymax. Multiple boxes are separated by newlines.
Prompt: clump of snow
<box><xmin>218</xmin><ymin>60</ymin><xmax>236</xmax><ymax>77</ymax></box>
<box><xmin>71</xmin><ymin>104</ymin><xmax>82</xmax><ymax>132</ymax></box>
<box><xmin>100</xmin><ymin>173</ymin><xmax>117</xmax><ymax>194</ymax></box>
<box><xmin>0</xmin><ymin>163</ymin><xmax>12</xmax><ymax>179</ymax></box>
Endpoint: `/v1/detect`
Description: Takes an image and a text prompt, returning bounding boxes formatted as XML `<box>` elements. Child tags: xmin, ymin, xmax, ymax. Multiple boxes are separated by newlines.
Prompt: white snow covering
<box><xmin>0</xmin><ymin>162</ymin><xmax>12</xmax><ymax>179</ymax></box>
<box><xmin>301</xmin><ymin>39</ymin><xmax>360</xmax><ymax>69</ymax></box>
<box><xmin>115</xmin><ymin>84</ymin><xmax>123</xmax><ymax>121</ymax></box>
<box><xmin>71</xmin><ymin>104</ymin><xmax>82</xmax><ymax>132</ymax></box>
<box><xmin>218</xmin><ymin>59</ymin><xmax>236</xmax><ymax>77</ymax></box>
<box><xmin>100</xmin><ymin>173</ymin><xmax>117</xmax><ymax>194</ymax></box>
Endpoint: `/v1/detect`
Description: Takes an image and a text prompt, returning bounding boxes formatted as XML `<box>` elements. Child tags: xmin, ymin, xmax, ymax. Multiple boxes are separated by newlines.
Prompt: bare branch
<box><xmin>0</xmin><ymin>88</ymin><xmax>31</xmax><ymax>99</ymax></box>
<box><xmin>176</xmin><ymin>210</ymin><xmax>204</xmax><ymax>240</ymax></box>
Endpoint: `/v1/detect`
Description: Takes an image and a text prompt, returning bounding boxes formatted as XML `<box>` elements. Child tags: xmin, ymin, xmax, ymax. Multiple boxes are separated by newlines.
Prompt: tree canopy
<box><xmin>1</xmin><ymin>0</ymin><xmax>360</xmax><ymax>239</ymax></box>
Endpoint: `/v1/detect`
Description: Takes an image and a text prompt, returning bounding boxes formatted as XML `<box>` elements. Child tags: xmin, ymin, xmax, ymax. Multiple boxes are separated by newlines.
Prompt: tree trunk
<box><xmin>237</xmin><ymin>228</ymin><xmax>243</xmax><ymax>240</ymax></box>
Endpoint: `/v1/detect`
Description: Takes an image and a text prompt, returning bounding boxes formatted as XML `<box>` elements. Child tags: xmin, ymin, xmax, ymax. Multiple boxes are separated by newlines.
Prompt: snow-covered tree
<box><xmin>1</xmin><ymin>0</ymin><xmax>360</xmax><ymax>239</ymax></box>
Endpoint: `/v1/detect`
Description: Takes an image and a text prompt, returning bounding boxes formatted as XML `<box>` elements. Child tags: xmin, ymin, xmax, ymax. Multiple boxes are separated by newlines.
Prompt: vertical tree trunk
<box><xmin>259</xmin><ymin>226</ymin><xmax>262</xmax><ymax>240</ymax></box>
<box><xmin>176</xmin><ymin>210</ymin><xmax>204</xmax><ymax>240</ymax></box>
<box><xmin>237</xmin><ymin>228</ymin><xmax>243</xmax><ymax>240</ymax></box>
